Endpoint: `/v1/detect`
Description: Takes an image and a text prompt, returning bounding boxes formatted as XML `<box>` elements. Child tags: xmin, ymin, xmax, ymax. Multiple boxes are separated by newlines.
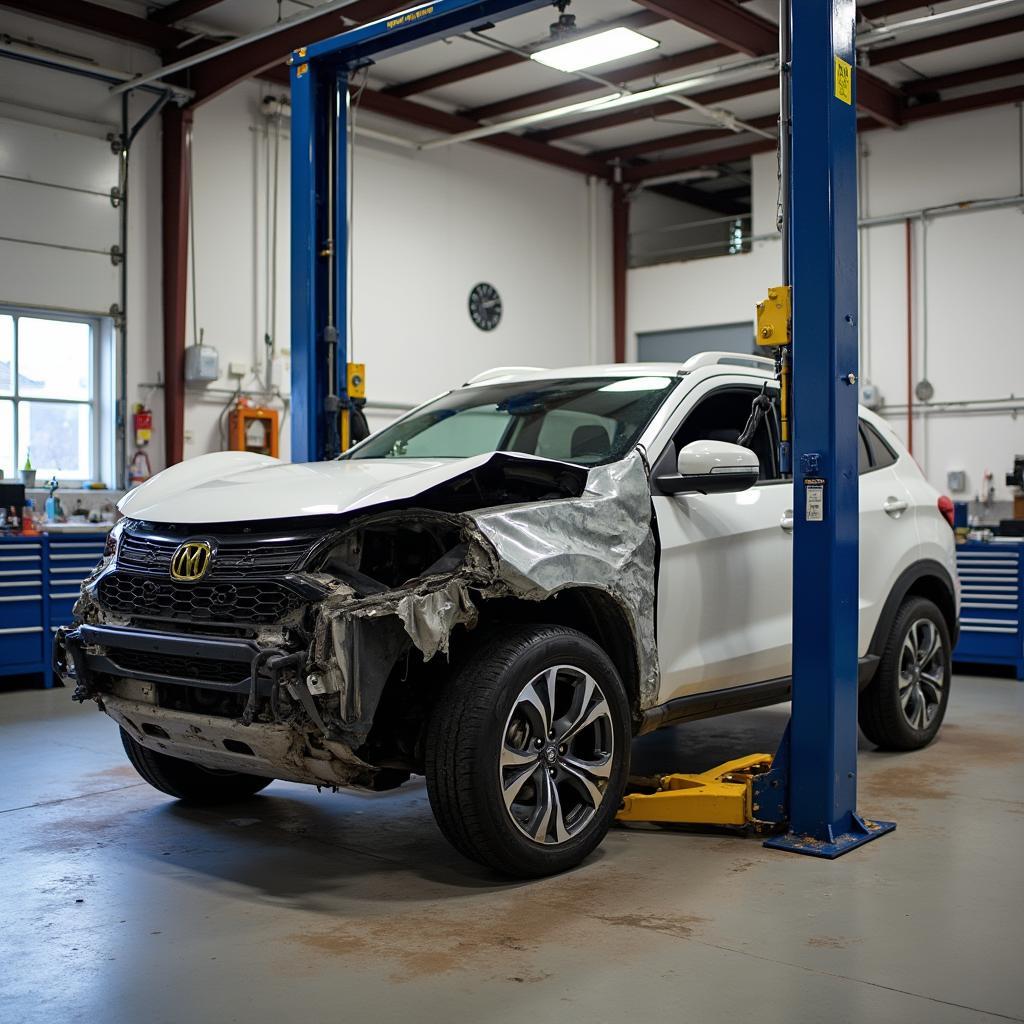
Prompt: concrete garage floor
<box><xmin>1</xmin><ymin>674</ymin><xmax>1021</xmax><ymax>1024</ymax></box>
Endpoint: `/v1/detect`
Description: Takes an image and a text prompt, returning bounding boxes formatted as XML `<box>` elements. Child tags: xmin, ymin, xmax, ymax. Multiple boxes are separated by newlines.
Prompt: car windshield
<box><xmin>345</xmin><ymin>375</ymin><xmax>679</xmax><ymax>466</ymax></box>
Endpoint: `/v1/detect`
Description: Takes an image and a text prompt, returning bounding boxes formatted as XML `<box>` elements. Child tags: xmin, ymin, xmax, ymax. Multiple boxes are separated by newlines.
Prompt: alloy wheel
<box><xmin>898</xmin><ymin>618</ymin><xmax>946</xmax><ymax>731</ymax></box>
<box><xmin>499</xmin><ymin>665</ymin><xmax>614</xmax><ymax>846</ymax></box>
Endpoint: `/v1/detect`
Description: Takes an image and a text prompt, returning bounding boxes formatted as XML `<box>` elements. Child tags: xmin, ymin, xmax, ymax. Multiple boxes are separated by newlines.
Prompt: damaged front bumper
<box><xmin>57</xmin><ymin>450</ymin><xmax>660</xmax><ymax>791</ymax></box>
<box><xmin>54</xmin><ymin>622</ymin><xmax>400</xmax><ymax>788</ymax></box>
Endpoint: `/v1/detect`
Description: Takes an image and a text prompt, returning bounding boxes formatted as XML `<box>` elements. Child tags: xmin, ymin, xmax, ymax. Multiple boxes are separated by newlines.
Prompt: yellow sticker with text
<box><xmin>834</xmin><ymin>56</ymin><xmax>852</xmax><ymax>104</ymax></box>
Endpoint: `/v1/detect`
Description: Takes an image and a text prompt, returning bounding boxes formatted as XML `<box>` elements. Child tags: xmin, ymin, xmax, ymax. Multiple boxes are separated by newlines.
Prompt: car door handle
<box><xmin>883</xmin><ymin>497</ymin><xmax>908</xmax><ymax>517</ymax></box>
<box><xmin>780</xmin><ymin>510</ymin><xmax>794</xmax><ymax>532</ymax></box>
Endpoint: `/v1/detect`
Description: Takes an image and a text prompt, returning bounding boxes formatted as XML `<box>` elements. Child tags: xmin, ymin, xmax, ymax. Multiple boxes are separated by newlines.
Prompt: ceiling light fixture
<box><xmin>531</xmin><ymin>27</ymin><xmax>660</xmax><ymax>73</ymax></box>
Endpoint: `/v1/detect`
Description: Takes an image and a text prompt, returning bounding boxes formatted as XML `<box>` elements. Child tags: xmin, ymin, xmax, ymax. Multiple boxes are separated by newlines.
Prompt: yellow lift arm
<box><xmin>617</xmin><ymin>754</ymin><xmax>776</xmax><ymax>828</ymax></box>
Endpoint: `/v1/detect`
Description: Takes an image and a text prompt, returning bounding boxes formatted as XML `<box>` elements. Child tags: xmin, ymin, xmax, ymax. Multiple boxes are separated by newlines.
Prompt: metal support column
<box><xmin>765</xmin><ymin>0</ymin><xmax>895</xmax><ymax>857</ymax></box>
<box><xmin>288</xmin><ymin>0</ymin><xmax>551</xmax><ymax>463</ymax></box>
<box><xmin>290</xmin><ymin>59</ymin><xmax>344</xmax><ymax>463</ymax></box>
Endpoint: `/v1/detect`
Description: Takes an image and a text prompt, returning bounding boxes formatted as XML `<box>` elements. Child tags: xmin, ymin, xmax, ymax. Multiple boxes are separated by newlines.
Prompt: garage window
<box><xmin>0</xmin><ymin>309</ymin><xmax>107</xmax><ymax>483</ymax></box>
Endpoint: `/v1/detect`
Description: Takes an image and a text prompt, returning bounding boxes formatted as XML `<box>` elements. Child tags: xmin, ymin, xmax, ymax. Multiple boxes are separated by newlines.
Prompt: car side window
<box><xmin>863</xmin><ymin>422</ymin><xmax>898</xmax><ymax>470</ymax></box>
<box><xmin>667</xmin><ymin>385</ymin><xmax>780</xmax><ymax>481</ymax></box>
<box><xmin>858</xmin><ymin>426</ymin><xmax>871</xmax><ymax>475</ymax></box>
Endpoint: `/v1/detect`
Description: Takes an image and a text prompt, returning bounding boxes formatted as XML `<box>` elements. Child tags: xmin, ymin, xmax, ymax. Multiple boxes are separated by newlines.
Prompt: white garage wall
<box><xmin>184</xmin><ymin>79</ymin><xmax>614</xmax><ymax>459</ymax></box>
<box><xmin>0</xmin><ymin>14</ymin><xmax>614</xmax><ymax>474</ymax></box>
<box><xmin>0</xmin><ymin>11</ymin><xmax>165</xmax><ymax>483</ymax></box>
<box><xmin>628</xmin><ymin>104</ymin><xmax>1024</xmax><ymax>502</ymax></box>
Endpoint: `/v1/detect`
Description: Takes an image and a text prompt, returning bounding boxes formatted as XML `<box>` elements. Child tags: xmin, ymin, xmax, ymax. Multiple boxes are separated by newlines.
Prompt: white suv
<box><xmin>57</xmin><ymin>353</ymin><xmax>959</xmax><ymax>877</ymax></box>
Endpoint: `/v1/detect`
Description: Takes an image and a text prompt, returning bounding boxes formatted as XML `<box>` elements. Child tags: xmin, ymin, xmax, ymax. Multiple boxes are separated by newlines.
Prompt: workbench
<box><xmin>953</xmin><ymin>537</ymin><xmax>1024</xmax><ymax>680</ymax></box>
<box><xmin>0</xmin><ymin>531</ymin><xmax>108</xmax><ymax>688</ymax></box>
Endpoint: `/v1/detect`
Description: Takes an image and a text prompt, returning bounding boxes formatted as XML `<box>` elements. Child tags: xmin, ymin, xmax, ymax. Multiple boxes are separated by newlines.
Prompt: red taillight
<box><xmin>937</xmin><ymin>495</ymin><xmax>955</xmax><ymax>529</ymax></box>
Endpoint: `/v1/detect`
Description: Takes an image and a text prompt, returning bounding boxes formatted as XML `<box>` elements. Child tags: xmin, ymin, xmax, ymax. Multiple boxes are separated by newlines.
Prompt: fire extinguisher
<box><xmin>133</xmin><ymin>403</ymin><xmax>153</xmax><ymax>448</ymax></box>
<box><xmin>129</xmin><ymin>403</ymin><xmax>153</xmax><ymax>486</ymax></box>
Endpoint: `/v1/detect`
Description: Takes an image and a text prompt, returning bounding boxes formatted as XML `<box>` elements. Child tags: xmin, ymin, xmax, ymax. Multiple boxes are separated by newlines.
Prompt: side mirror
<box><xmin>656</xmin><ymin>440</ymin><xmax>760</xmax><ymax>495</ymax></box>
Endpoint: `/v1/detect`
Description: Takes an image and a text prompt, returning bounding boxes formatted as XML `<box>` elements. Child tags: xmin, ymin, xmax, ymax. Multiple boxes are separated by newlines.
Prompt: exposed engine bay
<box><xmin>55</xmin><ymin>451</ymin><xmax>658</xmax><ymax>792</ymax></box>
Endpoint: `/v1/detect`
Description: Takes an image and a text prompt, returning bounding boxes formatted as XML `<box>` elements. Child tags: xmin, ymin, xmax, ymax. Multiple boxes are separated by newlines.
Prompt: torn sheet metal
<box><xmin>307</xmin><ymin>450</ymin><xmax>658</xmax><ymax>725</ymax></box>
<box><xmin>395</xmin><ymin>580</ymin><xmax>479</xmax><ymax>661</ymax></box>
<box><xmin>469</xmin><ymin>450</ymin><xmax>659</xmax><ymax>706</ymax></box>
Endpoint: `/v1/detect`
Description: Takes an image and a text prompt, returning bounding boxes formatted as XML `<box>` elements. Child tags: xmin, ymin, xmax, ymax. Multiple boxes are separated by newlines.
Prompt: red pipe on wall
<box><xmin>904</xmin><ymin>217</ymin><xmax>913</xmax><ymax>455</ymax></box>
<box><xmin>612</xmin><ymin>184</ymin><xmax>628</xmax><ymax>363</ymax></box>
<box><xmin>161</xmin><ymin>105</ymin><xmax>192</xmax><ymax>468</ymax></box>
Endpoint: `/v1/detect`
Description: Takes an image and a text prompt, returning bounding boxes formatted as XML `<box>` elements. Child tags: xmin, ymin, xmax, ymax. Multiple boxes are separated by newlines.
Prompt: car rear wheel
<box><xmin>859</xmin><ymin>597</ymin><xmax>951</xmax><ymax>751</ymax></box>
<box><xmin>425</xmin><ymin>625</ymin><xmax>631</xmax><ymax>878</ymax></box>
<box><xmin>120</xmin><ymin>728</ymin><xmax>273</xmax><ymax>804</ymax></box>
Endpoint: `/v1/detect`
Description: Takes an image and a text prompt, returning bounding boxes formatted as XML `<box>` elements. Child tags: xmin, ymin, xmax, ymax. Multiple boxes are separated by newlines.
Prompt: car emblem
<box><xmin>170</xmin><ymin>540</ymin><xmax>213</xmax><ymax>582</ymax></box>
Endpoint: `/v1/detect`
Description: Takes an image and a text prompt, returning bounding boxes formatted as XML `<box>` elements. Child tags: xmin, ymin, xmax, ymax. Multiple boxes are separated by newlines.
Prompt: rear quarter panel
<box><xmin>860</xmin><ymin>411</ymin><xmax>960</xmax><ymax>632</ymax></box>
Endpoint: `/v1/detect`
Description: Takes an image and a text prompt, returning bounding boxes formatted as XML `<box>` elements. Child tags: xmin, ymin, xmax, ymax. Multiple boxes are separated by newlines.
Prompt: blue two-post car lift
<box><xmin>288</xmin><ymin>0</ymin><xmax>895</xmax><ymax>858</ymax></box>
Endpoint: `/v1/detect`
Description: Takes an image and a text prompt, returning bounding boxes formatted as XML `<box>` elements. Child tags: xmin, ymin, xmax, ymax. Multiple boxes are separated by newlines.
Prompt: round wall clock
<box><xmin>468</xmin><ymin>282</ymin><xmax>502</xmax><ymax>332</ymax></box>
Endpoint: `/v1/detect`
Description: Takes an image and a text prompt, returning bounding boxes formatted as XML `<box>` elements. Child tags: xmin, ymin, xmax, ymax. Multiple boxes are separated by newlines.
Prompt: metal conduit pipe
<box><xmin>905</xmin><ymin>218</ymin><xmax>913</xmax><ymax>456</ymax></box>
<box><xmin>644</xmin><ymin>194</ymin><xmax>1024</xmax><ymax>241</ymax></box>
<box><xmin>0</xmin><ymin>36</ymin><xmax>193</xmax><ymax>102</ymax></box>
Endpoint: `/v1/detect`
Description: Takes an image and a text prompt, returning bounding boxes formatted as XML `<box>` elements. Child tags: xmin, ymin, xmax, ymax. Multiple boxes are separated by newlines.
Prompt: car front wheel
<box><xmin>425</xmin><ymin>625</ymin><xmax>631</xmax><ymax>878</ymax></box>
<box><xmin>859</xmin><ymin>596</ymin><xmax>952</xmax><ymax>751</ymax></box>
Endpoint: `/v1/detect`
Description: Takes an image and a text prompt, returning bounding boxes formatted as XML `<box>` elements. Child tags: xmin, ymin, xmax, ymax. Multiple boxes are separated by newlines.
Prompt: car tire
<box><xmin>859</xmin><ymin>596</ymin><xmax>952</xmax><ymax>751</ymax></box>
<box><xmin>120</xmin><ymin>728</ymin><xmax>273</xmax><ymax>804</ymax></box>
<box><xmin>425</xmin><ymin>624</ymin><xmax>631</xmax><ymax>878</ymax></box>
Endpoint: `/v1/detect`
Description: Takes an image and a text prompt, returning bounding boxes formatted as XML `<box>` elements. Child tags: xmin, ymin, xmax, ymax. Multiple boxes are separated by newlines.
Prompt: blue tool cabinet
<box><xmin>0</xmin><ymin>532</ymin><xmax>107</xmax><ymax>688</ymax></box>
<box><xmin>953</xmin><ymin>538</ymin><xmax>1024</xmax><ymax>680</ymax></box>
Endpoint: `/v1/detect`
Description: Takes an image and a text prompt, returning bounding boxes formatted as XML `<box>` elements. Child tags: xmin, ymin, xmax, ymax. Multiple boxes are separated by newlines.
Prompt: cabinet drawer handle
<box><xmin>0</xmin><ymin>626</ymin><xmax>43</xmax><ymax>635</ymax></box>
<box><xmin>0</xmin><ymin>594</ymin><xmax>40</xmax><ymax>602</ymax></box>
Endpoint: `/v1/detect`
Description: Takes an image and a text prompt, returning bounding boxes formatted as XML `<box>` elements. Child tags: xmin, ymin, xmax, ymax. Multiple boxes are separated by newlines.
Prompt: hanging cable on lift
<box><xmin>754</xmin><ymin>0</ymin><xmax>794</xmax><ymax>475</ymax></box>
<box><xmin>341</xmin><ymin>68</ymin><xmax>371</xmax><ymax>453</ymax></box>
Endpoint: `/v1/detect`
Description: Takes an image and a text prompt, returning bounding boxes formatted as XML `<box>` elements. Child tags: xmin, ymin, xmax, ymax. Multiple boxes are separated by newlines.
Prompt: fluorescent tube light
<box><xmin>531</xmin><ymin>27</ymin><xmax>659</xmax><ymax>73</ymax></box>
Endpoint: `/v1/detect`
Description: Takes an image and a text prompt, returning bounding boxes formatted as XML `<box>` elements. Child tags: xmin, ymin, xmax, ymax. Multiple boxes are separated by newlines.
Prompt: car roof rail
<box><xmin>464</xmin><ymin>366</ymin><xmax>547</xmax><ymax>386</ymax></box>
<box><xmin>682</xmin><ymin>351</ymin><xmax>776</xmax><ymax>372</ymax></box>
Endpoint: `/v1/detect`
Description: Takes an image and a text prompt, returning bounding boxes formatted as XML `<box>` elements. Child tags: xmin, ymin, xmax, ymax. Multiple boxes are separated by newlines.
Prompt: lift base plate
<box><xmin>763</xmin><ymin>813</ymin><xmax>896</xmax><ymax>858</ymax></box>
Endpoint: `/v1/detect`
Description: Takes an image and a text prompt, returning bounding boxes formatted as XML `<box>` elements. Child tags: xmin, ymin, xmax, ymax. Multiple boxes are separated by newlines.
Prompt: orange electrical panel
<box><xmin>228</xmin><ymin>405</ymin><xmax>279</xmax><ymax>458</ymax></box>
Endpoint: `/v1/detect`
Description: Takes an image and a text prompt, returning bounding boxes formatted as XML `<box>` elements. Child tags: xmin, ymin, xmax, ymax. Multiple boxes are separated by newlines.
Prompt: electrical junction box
<box><xmin>947</xmin><ymin>470</ymin><xmax>967</xmax><ymax>494</ymax></box>
<box><xmin>271</xmin><ymin>352</ymin><xmax>291</xmax><ymax>397</ymax></box>
<box><xmin>184</xmin><ymin>344</ymin><xmax>220</xmax><ymax>384</ymax></box>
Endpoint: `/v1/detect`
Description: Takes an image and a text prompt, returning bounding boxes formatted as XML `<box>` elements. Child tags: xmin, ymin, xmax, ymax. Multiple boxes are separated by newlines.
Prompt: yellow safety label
<box><xmin>834</xmin><ymin>56</ymin><xmax>852</xmax><ymax>105</ymax></box>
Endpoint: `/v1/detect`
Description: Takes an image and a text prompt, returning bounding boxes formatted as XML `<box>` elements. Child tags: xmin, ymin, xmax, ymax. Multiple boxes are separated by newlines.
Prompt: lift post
<box><xmin>615</xmin><ymin>0</ymin><xmax>894</xmax><ymax>855</ymax></box>
<box><xmin>289</xmin><ymin>0</ymin><xmax>551</xmax><ymax>462</ymax></box>
<box><xmin>763</xmin><ymin>0</ymin><xmax>894</xmax><ymax>856</ymax></box>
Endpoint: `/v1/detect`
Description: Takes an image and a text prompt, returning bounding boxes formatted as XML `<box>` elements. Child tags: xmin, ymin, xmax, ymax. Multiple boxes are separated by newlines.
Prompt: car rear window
<box><xmin>862</xmin><ymin>422</ymin><xmax>898</xmax><ymax>470</ymax></box>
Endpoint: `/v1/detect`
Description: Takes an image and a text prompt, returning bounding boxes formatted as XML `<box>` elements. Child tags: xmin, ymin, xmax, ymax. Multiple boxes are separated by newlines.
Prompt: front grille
<box><xmin>97</xmin><ymin>572</ymin><xmax>302</xmax><ymax>624</ymax></box>
<box><xmin>109</xmin><ymin>647</ymin><xmax>250</xmax><ymax>685</ymax></box>
<box><xmin>118</xmin><ymin>530</ymin><xmax>315</xmax><ymax>579</ymax></box>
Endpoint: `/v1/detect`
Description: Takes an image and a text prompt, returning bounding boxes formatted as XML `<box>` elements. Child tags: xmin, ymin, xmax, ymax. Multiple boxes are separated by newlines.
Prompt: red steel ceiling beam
<box><xmin>621</xmin><ymin>136</ymin><xmax>777</xmax><ymax>183</ymax></box>
<box><xmin>858</xmin><ymin>0</ymin><xmax>931</xmax><ymax>20</ymax></box>
<box><xmin>615</xmin><ymin>82</ymin><xmax>1024</xmax><ymax>184</ymax></box>
<box><xmin>632</xmin><ymin>0</ymin><xmax>901</xmax><ymax>125</ymax></box>
<box><xmin>383</xmin><ymin>9</ymin><xmax>664</xmax><ymax>98</ymax></box>
<box><xmin>597</xmin><ymin>113</ymin><xmax>779</xmax><ymax>161</ymax></box>
<box><xmin>903</xmin><ymin>81</ymin><xmax>1024</xmax><ymax>122</ymax></box>
<box><xmin>532</xmin><ymin>74</ymin><xmax>777</xmax><ymax>142</ymax></box>
<box><xmin>632</xmin><ymin>0</ymin><xmax>775</xmax><ymax>56</ymax></box>
<box><xmin>466</xmin><ymin>42</ymin><xmax>732</xmax><ymax>121</ymax></box>
<box><xmin>0</xmin><ymin>0</ymin><xmax>194</xmax><ymax>50</ymax></box>
<box><xmin>867</xmin><ymin>14</ymin><xmax>1024</xmax><ymax>65</ymax></box>
<box><xmin>384</xmin><ymin>52</ymin><xmax>522</xmax><ymax>98</ymax></box>
<box><xmin>187</xmin><ymin>0</ymin><xmax>407</xmax><ymax>105</ymax></box>
<box><xmin>150</xmin><ymin>0</ymin><xmax>228</xmax><ymax>26</ymax></box>
<box><xmin>903</xmin><ymin>58</ymin><xmax>1024</xmax><ymax>95</ymax></box>
<box><xmin>358</xmin><ymin>89</ymin><xmax>610</xmax><ymax>178</ymax></box>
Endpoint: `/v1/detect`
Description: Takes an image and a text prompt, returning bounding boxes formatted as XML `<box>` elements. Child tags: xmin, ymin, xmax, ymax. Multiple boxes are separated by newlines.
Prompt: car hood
<box><xmin>117</xmin><ymin>450</ymin><xmax>569</xmax><ymax>525</ymax></box>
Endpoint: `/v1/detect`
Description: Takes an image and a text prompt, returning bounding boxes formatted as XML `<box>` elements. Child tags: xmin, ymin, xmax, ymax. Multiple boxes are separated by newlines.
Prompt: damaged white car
<box><xmin>55</xmin><ymin>354</ymin><xmax>959</xmax><ymax>877</ymax></box>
